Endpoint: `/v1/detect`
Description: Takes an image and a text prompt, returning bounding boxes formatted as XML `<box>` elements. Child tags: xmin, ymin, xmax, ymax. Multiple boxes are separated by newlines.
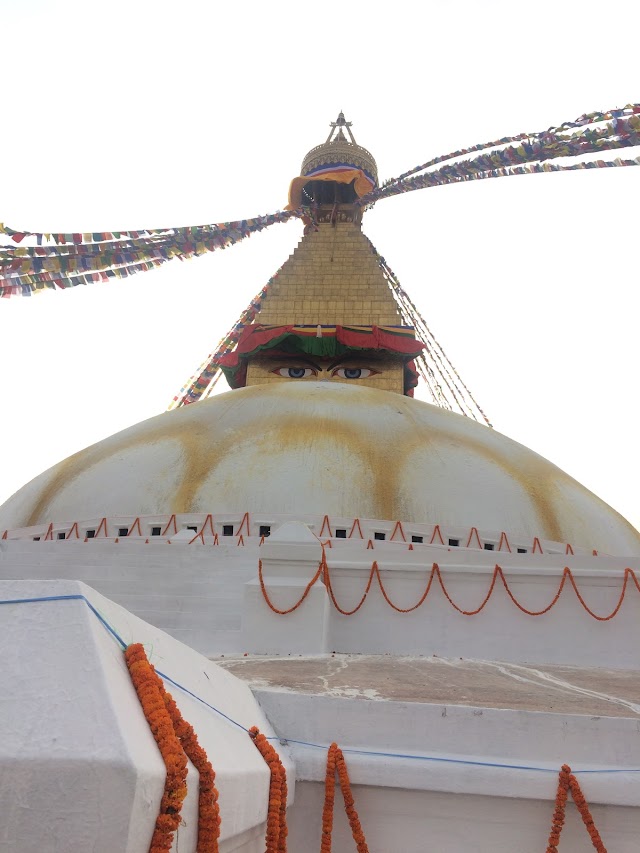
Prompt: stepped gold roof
<box><xmin>254</xmin><ymin>221</ymin><xmax>401</xmax><ymax>327</ymax></box>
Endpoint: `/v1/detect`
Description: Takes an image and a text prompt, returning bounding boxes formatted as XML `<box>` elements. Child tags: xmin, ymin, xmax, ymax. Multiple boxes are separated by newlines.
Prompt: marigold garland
<box><xmin>249</xmin><ymin>726</ymin><xmax>288</xmax><ymax>853</ymax></box>
<box><xmin>322</xmin><ymin>744</ymin><xmax>369</xmax><ymax>853</ymax></box>
<box><xmin>125</xmin><ymin>643</ymin><xmax>222</xmax><ymax>853</ymax></box>
<box><xmin>259</xmin><ymin>557</ymin><xmax>324</xmax><ymax>615</ymax></box>
<box><xmin>160</xmin><ymin>686</ymin><xmax>221</xmax><ymax>852</ymax></box>
<box><xmin>125</xmin><ymin>644</ymin><xmax>188</xmax><ymax>852</ymax></box>
<box><xmin>546</xmin><ymin>764</ymin><xmax>607</xmax><ymax>852</ymax></box>
<box><xmin>321</xmin><ymin>745</ymin><xmax>336</xmax><ymax>853</ymax></box>
<box><xmin>260</xmin><ymin>552</ymin><xmax>640</xmax><ymax>621</ymax></box>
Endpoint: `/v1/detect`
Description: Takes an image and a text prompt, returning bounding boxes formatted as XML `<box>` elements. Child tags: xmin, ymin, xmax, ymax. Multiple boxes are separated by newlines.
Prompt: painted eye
<box><xmin>331</xmin><ymin>368</ymin><xmax>377</xmax><ymax>379</ymax></box>
<box><xmin>272</xmin><ymin>367</ymin><xmax>317</xmax><ymax>379</ymax></box>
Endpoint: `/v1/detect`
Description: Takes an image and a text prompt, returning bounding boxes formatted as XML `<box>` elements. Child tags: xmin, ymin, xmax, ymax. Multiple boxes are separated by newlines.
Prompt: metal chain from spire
<box><xmin>364</xmin><ymin>236</ymin><xmax>492</xmax><ymax>426</ymax></box>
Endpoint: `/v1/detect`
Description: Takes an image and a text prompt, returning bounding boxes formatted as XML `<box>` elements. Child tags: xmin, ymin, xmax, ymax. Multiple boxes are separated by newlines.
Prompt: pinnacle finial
<box><xmin>331</xmin><ymin>111</ymin><xmax>352</xmax><ymax>130</ymax></box>
<box><xmin>326</xmin><ymin>112</ymin><xmax>356</xmax><ymax>144</ymax></box>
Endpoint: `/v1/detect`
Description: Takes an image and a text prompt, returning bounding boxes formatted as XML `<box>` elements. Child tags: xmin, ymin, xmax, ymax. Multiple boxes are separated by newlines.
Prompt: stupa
<box><xmin>1</xmin><ymin>115</ymin><xmax>639</xmax><ymax>853</ymax></box>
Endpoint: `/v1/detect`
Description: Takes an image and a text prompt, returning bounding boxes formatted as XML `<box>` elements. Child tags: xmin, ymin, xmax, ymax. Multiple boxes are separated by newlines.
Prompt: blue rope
<box><xmin>0</xmin><ymin>594</ymin><xmax>127</xmax><ymax>648</ymax></box>
<box><xmin>2</xmin><ymin>594</ymin><xmax>639</xmax><ymax>775</ymax></box>
<box><xmin>157</xmin><ymin>670</ymin><xmax>248</xmax><ymax>732</ymax></box>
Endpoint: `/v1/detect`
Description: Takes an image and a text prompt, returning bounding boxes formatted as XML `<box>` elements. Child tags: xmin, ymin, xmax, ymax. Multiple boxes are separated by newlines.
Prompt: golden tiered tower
<box><xmin>222</xmin><ymin>113</ymin><xmax>424</xmax><ymax>397</ymax></box>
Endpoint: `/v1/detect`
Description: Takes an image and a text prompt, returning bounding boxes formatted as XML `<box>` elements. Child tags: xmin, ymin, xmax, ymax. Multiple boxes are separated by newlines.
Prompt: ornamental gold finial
<box><xmin>326</xmin><ymin>111</ymin><xmax>357</xmax><ymax>145</ymax></box>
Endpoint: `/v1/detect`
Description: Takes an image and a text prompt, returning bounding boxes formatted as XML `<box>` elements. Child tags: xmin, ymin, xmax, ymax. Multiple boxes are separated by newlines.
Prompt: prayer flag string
<box><xmin>0</xmin><ymin>209</ymin><xmax>306</xmax><ymax>298</ymax></box>
<box><xmin>1</xmin><ymin>104</ymin><xmax>638</xmax><ymax>298</ymax></box>
<box><xmin>358</xmin><ymin>105</ymin><xmax>640</xmax><ymax>205</ymax></box>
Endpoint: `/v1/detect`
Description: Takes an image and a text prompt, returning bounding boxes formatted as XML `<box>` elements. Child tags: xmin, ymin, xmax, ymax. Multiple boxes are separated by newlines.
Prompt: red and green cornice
<box><xmin>218</xmin><ymin>324</ymin><xmax>424</xmax><ymax>395</ymax></box>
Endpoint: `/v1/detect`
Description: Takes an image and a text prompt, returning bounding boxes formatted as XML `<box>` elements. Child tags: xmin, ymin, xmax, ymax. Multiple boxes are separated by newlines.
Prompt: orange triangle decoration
<box><xmin>429</xmin><ymin>524</ymin><xmax>444</xmax><ymax>545</ymax></box>
<box><xmin>162</xmin><ymin>514</ymin><xmax>178</xmax><ymax>536</ymax></box>
<box><xmin>465</xmin><ymin>526</ymin><xmax>482</xmax><ymax>548</ymax></box>
<box><xmin>348</xmin><ymin>518</ymin><xmax>364</xmax><ymax>539</ymax></box>
<box><xmin>320</xmin><ymin>515</ymin><xmax>333</xmax><ymax>538</ymax></box>
<box><xmin>390</xmin><ymin>521</ymin><xmax>406</xmax><ymax>542</ymax></box>
<box><xmin>545</xmin><ymin>764</ymin><xmax>607</xmax><ymax>852</ymax></box>
<box><xmin>498</xmin><ymin>531</ymin><xmax>512</xmax><ymax>552</ymax></box>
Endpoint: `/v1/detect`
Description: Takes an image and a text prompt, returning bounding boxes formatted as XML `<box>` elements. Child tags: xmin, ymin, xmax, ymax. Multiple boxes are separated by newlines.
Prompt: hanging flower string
<box><xmin>124</xmin><ymin>643</ymin><xmax>189</xmax><ymax>852</ymax></box>
<box><xmin>259</xmin><ymin>552</ymin><xmax>640</xmax><ymax>620</ymax></box>
<box><xmin>248</xmin><ymin>726</ymin><xmax>288</xmax><ymax>853</ymax></box>
<box><xmin>160</xmin><ymin>685</ymin><xmax>221</xmax><ymax>852</ymax></box>
<box><xmin>125</xmin><ymin>643</ymin><xmax>221</xmax><ymax>853</ymax></box>
<box><xmin>546</xmin><ymin>765</ymin><xmax>607</xmax><ymax>852</ymax></box>
<box><xmin>322</xmin><ymin>744</ymin><xmax>369</xmax><ymax>853</ymax></box>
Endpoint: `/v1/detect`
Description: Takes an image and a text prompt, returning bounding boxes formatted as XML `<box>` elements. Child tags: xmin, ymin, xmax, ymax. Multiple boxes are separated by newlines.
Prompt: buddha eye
<box><xmin>271</xmin><ymin>367</ymin><xmax>317</xmax><ymax>379</ymax></box>
<box><xmin>331</xmin><ymin>368</ymin><xmax>378</xmax><ymax>379</ymax></box>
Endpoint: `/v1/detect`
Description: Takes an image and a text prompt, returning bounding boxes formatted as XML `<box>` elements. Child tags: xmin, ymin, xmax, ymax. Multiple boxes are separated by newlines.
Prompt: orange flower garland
<box><xmin>322</xmin><ymin>744</ymin><xmax>369</xmax><ymax>853</ymax></box>
<box><xmin>125</xmin><ymin>644</ymin><xmax>188</xmax><ymax>852</ymax></box>
<box><xmin>321</xmin><ymin>745</ymin><xmax>337</xmax><ymax>853</ymax></box>
<box><xmin>248</xmin><ymin>726</ymin><xmax>288</xmax><ymax>853</ymax></box>
<box><xmin>546</xmin><ymin>764</ymin><xmax>607</xmax><ymax>852</ymax></box>
<box><xmin>259</xmin><ymin>557</ymin><xmax>324</xmax><ymax>614</ymax></box>
<box><xmin>125</xmin><ymin>643</ymin><xmax>222</xmax><ymax>853</ymax></box>
<box><xmin>161</xmin><ymin>687</ymin><xmax>221</xmax><ymax>852</ymax></box>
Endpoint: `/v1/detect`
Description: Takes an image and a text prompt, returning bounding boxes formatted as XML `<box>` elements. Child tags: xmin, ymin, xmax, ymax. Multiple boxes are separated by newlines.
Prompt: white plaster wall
<box><xmin>0</xmin><ymin>541</ymin><xmax>260</xmax><ymax>654</ymax></box>
<box><xmin>0</xmin><ymin>582</ymin><xmax>164</xmax><ymax>853</ymax></box>
<box><xmin>0</xmin><ymin>579</ymin><xmax>294</xmax><ymax>852</ymax></box>
<box><xmin>253</xmin><ymin>537</ymin><xmax>640</xmax><ymax>667</ymax></box>
<box><xmin>321</xmin><ymin>557</ymin><xmax>640</xmax><ymax>668</ymax></box>
<box><xmin>254</xmin><ymin>691</ymin><xmax>640</xmax><ymax>807</ymax></box>
<box><xmin>263</xmin><ymin>687</ymin><xmax>640</xmax><ymax>851</ymax></box>
<box><xmin>287</xmin><ymin>783</ymin><xmax>639</xmax><ymax>853</ymax></box>
<box><xmin>1</xmin><ymin>539</ymin><xmax>638</xmax><ymax>666</ymax></box>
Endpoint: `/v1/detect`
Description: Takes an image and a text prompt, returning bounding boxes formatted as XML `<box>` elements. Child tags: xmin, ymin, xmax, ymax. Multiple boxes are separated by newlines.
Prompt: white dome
<box><xmin>2</xmin><ymin>381</ymin><xmax>639</xmax><ymax>555</ymax></box>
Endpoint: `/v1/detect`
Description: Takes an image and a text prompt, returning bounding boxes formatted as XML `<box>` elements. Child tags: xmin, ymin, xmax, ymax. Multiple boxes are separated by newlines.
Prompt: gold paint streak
<box><xmin>25</xmin><ymin>385</ymin><xmax>404</xmax><ymax>524</ymax></box>
<box><xmin>25</xmin><ymin>454</ymin><xmax>87</xmax><ymax>528</ymax></box>
<box><xmin>394</xmin><ymin>405</ymin><xmax>570</xmax><ymax>541</ymax></box>
<box><xmin>25</xmin><ymin>404</ymin><xmax>250</xmax><ymax>523</ymax></box>
<box><xmin>21</xmin><ymin>383</ymin><xmax>640</xmax><ymax>551</ymax></box>
<box><xmin>248</xmin><ymin>406</ymin><xmax>401</xmax><ymax>521</ymax></box>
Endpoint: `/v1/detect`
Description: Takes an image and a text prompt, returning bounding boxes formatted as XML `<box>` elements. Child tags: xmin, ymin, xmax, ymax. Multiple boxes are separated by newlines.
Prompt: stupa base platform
<box><xmin>218</xmin><ymin>653</ymin><xmax>640</xmax><ymax>717</ymax></box>
<box><xmin>220</xmin><ymin>653</ymin><xmax>640</xmax><ymax>852</ymax></box>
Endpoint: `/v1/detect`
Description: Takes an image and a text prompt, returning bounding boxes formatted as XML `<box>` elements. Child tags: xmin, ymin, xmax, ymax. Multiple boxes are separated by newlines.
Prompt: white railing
<box><xmin>2</xmin><ymin>511</ymin><xmax>602</xmax><ymax>557</ymax></box>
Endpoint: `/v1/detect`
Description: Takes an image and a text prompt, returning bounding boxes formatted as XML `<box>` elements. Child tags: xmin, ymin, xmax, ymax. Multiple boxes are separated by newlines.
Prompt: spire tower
<box><xmin>218</xmin><ymin>114</ymin><xmax>423</xmax><ymax>396</ymax></box>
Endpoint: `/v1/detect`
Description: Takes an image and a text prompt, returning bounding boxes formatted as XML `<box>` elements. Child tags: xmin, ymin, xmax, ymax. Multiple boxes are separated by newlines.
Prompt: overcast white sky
<box><xmin>1</xmin><ymin>0</ymin><xmax>639</xmax><ymax>530</ymax></box>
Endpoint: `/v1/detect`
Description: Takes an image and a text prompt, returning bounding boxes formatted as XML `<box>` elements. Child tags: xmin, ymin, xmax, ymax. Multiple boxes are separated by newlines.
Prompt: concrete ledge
<box><xmin>250</xmin><ymin>689</ymin><xmax>640</xmax><ymax>806</ymax></box>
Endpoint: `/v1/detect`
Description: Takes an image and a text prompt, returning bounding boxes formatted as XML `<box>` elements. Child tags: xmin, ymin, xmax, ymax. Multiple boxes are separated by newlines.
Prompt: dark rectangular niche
<box><xmin>335</xmin><ymin>529</ymin><xmax>347</xmax><ymax>538</ymax></box>
<box><xmin>448</xmin><ymin>538</ymin><xmax>460</xmax><ymax>547</ymax></box>
<box><xmin>411</xmin><ymin>535</ymin><xmax>424</xmax><ymax>543</ymax></box>
<box><xmin>223</xmin><ymin>525</ymin><xmax>234</xmax><ymax>537</ymax></box>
